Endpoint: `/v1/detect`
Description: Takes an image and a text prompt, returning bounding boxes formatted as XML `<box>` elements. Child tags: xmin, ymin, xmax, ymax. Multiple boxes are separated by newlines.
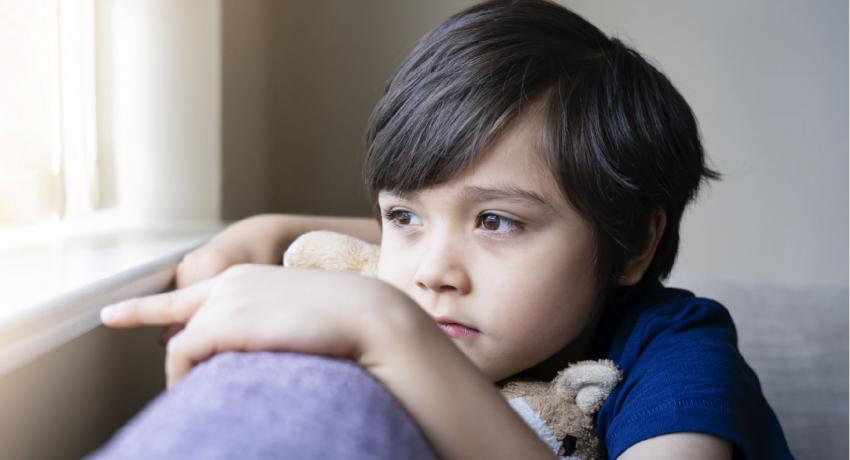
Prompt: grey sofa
<box><xmin>666</xmin><ymin>271</ymin><xmax>848</xmax><ymax>459</ymax></box>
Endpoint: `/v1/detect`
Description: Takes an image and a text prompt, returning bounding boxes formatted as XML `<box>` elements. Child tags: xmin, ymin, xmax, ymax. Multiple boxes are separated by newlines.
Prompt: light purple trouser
<box><xmin>88</xmin><ymin>352</ymin><xmax>438</xmax><ymax>460</ymax></box>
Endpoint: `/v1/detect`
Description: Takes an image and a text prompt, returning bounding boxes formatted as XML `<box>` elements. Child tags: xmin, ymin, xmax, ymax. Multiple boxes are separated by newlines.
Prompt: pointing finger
<box><xmin>100</xmin><ymin>278</ymin><xmax>215</xmax><ymax>328</ymax></box>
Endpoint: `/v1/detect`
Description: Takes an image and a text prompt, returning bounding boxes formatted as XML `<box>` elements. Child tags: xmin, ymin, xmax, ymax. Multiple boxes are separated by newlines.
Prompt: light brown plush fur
<box><xmin>501</xmin><ymin>361</ymin><xmax>621</xmax><ymax>458</ymax></box>
<box><xmin>283</xmin><ymin>230</ymin><xmax>622</xmax><ymax>459</ymax></box>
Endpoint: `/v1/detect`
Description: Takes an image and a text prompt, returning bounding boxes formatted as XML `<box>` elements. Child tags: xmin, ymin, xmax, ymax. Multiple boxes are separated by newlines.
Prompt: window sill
<box><xmin>0</xmin><ymin>218</ymin><xmax>225</xmax><ymax>377</ymax></box>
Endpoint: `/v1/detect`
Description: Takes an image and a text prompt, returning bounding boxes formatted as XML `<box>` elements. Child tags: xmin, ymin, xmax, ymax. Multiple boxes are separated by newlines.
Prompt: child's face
<box><xmin>375</xmin><ymin>106</ymin><xmax>600</xmax><ymax>382</ymax></box>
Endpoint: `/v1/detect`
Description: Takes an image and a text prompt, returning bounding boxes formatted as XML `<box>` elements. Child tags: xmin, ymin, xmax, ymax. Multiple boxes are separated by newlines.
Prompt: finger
<box><xmin>165</xmin><ymin>329</ymin><xmax>220</xmax><ymax>389</ymax></box>
<box><xmin>100</xmin><ymin>278</ymin><xmax>215</xmax><ymax>328</ymax></box>
<box><xmin>158</xmin><ymin>323</ymin><xmax>185</xmax><ymax>346</ymax></box>
<box><xmin>175</xmin><ymin>249</ymin><xmax>233</xmax><ymax>288</ymax></box>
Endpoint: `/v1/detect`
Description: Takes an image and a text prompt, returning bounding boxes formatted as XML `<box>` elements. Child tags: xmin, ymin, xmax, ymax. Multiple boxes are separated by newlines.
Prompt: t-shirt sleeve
<box><xmin>598</xmin><ymin>299</ymin><xmax>791</xmax><ymax>460</ymax></box>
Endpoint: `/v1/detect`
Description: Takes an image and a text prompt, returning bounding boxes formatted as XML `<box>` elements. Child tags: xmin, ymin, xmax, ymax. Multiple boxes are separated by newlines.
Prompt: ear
<box><xmin>618</xmin><ymin>209</ymin><xmax>666</xmax><ymax>286</ymax></box>
<box><xmin>554</xmin><ymin>360</ymin><xmax>622</xmax><ymax>413</ymax></box>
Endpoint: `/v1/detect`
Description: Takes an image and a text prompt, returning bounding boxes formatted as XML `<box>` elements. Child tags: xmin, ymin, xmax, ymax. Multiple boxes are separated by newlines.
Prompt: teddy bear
<box><xmin>282</xmin><ymin>230</ymin><xmax>622</xmax><ymax>459</ymax></box>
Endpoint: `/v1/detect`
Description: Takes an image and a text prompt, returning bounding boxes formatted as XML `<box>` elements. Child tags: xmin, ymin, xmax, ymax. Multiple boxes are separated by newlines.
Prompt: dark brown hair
<box><xmin>363</xmin><ymin>0</ymin><xmax>719</xmax><ymax>297</ymax></box>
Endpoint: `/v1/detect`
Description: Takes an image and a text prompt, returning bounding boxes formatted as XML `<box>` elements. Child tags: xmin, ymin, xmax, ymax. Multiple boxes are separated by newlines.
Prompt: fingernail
<box><xmin>100</xmin><ymin>304</ymin><xmax>121</xmax><ymax>323</ymax></box>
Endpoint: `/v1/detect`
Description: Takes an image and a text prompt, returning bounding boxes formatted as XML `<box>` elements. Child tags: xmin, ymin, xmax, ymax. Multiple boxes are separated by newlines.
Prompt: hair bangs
<box><xmin>363</xmin><ymin>4</ymin><xmax>563</xmax><ymax>202</ymax></box>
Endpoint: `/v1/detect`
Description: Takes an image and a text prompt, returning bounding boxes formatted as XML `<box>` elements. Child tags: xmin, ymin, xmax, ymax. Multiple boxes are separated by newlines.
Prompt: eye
<box><xmin>477</xmin><ymin>213</ymin><xmax>524</xmax><ymax>234</ymax></box>
<box><xmin>559</xmin><ymin>435</ymin><xmax>577</xmax><ymax>456</ymax></box>
<box><xmin>382</xmin><ymin>209</ymin><xmax>421</xmax><ymax>227</ymax></box>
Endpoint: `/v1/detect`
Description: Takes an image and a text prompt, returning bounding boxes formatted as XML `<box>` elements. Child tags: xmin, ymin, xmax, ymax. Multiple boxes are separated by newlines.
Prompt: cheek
<box><xmin>376</xmin><ymin>253</ymin><xmax>396</xmax><ymax>283</ymax></box>
<box><xmin>490</xmin><ymin>280</ymin><xmax>578</xmax><ymax>339</ymax></box>
<box><xmin>484</xmin><ymin>244</ymin><xmax>597</xmax><ymax>338</ymax></box>
<box><xmin>376</xmin><ymin>243</ymin><xmax>411</xmax><ymax>291</ymax></box>
<box><xmin>486</xmin><ymin>270</ymin><xmax>596</xmax><ymax>377</ymax></box>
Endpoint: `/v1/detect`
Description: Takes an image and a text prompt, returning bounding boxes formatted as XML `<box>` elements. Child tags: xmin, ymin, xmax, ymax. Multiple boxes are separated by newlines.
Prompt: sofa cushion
<box><xmin>667</xmin><ymin>271</ymin><xmax>848</xmax><ymax>460</ymax></box>
<box><xmin>88</xmin><ymin>352</ymin><xmax>437</xmax><ymax>460</ymax></box>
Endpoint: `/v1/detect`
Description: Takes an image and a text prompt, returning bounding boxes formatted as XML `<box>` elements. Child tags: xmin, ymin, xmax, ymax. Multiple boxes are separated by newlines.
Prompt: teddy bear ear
<box><xmin>554</xmin><ymin>360</ymin><xmax>622</xmax><ymax>414</ymax></box>
<box><xmin>283</xmin><ymin>230</ymin><xmax>380</xmax><ymax>276</ymax></box>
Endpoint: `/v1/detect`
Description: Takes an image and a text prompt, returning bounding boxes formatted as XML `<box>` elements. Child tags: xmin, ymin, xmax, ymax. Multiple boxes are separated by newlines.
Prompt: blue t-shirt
<box><xmin>589</xmin><ymin>278</ymin><xmax>793</xmax><ymax>460</ymax></box>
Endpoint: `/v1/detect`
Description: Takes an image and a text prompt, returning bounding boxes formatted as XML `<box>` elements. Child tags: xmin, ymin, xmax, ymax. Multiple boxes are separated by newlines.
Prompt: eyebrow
<box><xmin>385</xmin><ymin>185</ymin><xmax>555</xmax><ymax>212</ymax></box>
<box><xmin>463</xmin><ymin>184</ymin><xmax>553</xmax><ymax>208</ymax></box>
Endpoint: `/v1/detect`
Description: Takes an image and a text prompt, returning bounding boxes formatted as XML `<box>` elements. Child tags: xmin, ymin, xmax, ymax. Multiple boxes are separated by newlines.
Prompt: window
<box><xmin>0</xmin><ymin>0</ymin><xmax>101</xmax><ymax>229</ymax></box>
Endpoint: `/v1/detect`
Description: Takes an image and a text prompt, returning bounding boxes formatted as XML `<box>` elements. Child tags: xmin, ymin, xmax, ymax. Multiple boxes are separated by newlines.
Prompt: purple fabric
<box><xmin>88</xmin><ymin>352</ymin><xmax>438</xmax><ymax>460</ymax></box>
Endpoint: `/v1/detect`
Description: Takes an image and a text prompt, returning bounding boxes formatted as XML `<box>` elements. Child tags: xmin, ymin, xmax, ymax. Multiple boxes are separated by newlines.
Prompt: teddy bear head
<box><xmin>282</xmin><ymin>230</ymin><xmax>379</xmax><ymax>276</ymax></box>
<box><xmin>501</xmin><ymin>360</ymin><xmax>621</xmax><ymax>459</ymax></box>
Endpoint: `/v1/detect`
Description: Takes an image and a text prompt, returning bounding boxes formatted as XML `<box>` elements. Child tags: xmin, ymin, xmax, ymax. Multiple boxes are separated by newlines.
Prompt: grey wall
<box><xmin>266</xmin><ymin>0</ymin><xmax>477</xmax><ymax>217</ymax></box>
<box><xmin>221</xmin><ymin>0</ymin><xmax>273</xmax><ymax>219</ymax></box>
<box><xmin>563</xmin><ymin>0</ymin><xmax>848</xmax><ymax>288</ymax></box>
<box><xmin>219</xmin><ymin>0</ymin><xmax>847</xmax><ymax>288</ymax></box>
<box><xmin>0</xmin><ymin>326</ymin><xmax>165</xmax><ymax>459</ymax></box>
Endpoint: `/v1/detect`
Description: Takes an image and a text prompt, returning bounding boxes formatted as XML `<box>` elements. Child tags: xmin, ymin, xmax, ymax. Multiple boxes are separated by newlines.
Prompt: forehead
<box><xmin>467</xmin><ymin>107</ymin><xmax>551</xmax><ymax>180</ymax></box>
<box><xmin>438</xmin><ymin>104</ymin><xmax>564</xmax><ymax>204</ymax></box>
<box><xmin>377</xmin><ymin>100</ymin><xmax>570</xmax><ymax>213</ymax></box>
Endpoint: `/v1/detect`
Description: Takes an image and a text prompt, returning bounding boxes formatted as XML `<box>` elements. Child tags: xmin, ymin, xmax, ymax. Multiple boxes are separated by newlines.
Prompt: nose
<box><xmin>413</xmin><ymin>235</ymin><xmax>471</xmax><ymax>295</ymax></box>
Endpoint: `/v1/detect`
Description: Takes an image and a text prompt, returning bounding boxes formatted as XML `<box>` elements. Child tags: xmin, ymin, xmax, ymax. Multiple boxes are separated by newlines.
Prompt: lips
<box><xmin>434</xmin><ymin>317</ymin><xmax>480</xmax><ymax>338</ymax></box>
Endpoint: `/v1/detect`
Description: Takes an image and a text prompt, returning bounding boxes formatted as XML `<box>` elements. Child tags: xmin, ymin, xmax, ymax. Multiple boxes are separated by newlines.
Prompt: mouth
<box><xmin>434</xmin><ymin>317</ymin><xmax>480</xmax><ymax>339</ymax></box>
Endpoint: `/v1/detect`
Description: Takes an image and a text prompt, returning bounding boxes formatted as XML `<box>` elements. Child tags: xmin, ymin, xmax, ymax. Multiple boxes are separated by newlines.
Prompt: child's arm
<box><xmin>101</xmin><ymin>265</ymin><xmax>555</xmax><ymax>460</ymax></box>
<box><xmin>363</xmin><ymin>308</ymin><xmax>558</xmax><ymax>460</ymax></box>
<box><xmin>618</xmin><ymin>433</ymin><xmax>732</xmax><ymax>460</ymax></box>
<box><xmin>177</xmin><ymin>213</ymin><xmax>381</xmax><ymax>286</ymax></box>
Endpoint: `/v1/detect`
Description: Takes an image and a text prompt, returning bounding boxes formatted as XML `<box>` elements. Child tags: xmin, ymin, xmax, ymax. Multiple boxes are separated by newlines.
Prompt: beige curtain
<box><xmin>0</xmin><ymin>0</ymin><xmax>223</xmax><ymax>229</ymax></box>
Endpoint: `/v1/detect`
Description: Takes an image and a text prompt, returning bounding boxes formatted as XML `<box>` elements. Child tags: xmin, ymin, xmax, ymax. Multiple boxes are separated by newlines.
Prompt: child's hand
<box><xmin>101</xmin><ymin>264</ymin><xmax>415</xmax><ymax>388</ymax></box>
<box><xmin>175</xmin><ymin>245</ymin><xmax>244</xmax><ymax>288</ymax></box>
<box><xmin>157</xmin><ymin>246</ymin><xmax>246</xmax><ymax>345</ymax></box>
<box><xmin>160</xmin><ymin>214</ymin><xmax>382</xmax><ymax>345</ymax></box>
<box><xmin>163</xmin><ymin>217</ymin><xmax>292</xmax><ymax>345</ymax></box>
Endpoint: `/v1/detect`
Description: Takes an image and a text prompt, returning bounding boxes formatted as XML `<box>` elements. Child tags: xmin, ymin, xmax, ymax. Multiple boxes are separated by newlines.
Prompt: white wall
<box><xmin>98</xmin><ymin>0</ymin><xmax>222</xmax><ymax>224</ymax></box>
<box><xmin>563</xmin><ymin>0</ymin><xmax>848</xmax><ymax>288</ymax></box>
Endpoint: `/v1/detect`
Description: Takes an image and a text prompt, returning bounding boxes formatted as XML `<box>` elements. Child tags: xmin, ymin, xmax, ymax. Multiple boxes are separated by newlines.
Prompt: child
<box><xmin>101</xmin><ymin>1</ymin><xmax>792</xmax><ymax>458</ymax></box>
